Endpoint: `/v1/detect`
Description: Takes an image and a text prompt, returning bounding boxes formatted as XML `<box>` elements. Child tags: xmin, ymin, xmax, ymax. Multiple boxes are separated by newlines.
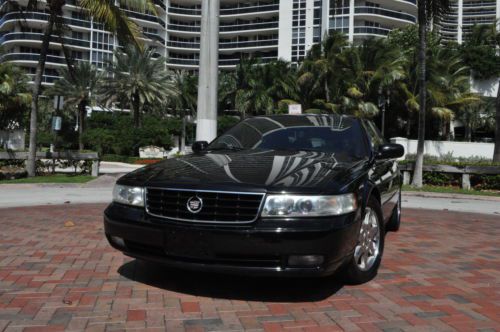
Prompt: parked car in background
<box><xmin>104</xmin><ymin>114</ymin><xmax>404</xmax><ymax>284</ymax></box>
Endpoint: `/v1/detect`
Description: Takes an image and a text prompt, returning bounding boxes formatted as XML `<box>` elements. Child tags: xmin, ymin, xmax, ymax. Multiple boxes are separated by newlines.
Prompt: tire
<box><xmin>341</xmin><ymin>196</ymin><xmax>385</xmax><ymax>285</ymax></box>
<box><xmin>386</xmin><ymin>189</ymin><xmax>402</xmax><ymax>232</ymax></box>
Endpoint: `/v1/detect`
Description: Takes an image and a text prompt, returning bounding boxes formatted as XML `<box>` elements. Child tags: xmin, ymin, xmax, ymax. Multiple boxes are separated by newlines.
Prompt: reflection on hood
<box><xmin>133</xmin><ymin>149</ymin><xmax>364</xmax><ymax>191</ymax></box>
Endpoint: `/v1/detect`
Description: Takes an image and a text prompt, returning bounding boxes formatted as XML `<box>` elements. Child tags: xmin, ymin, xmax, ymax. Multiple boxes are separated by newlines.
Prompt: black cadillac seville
<box><xmin>104</xmin><ymin>114</ymin><xmax>404</xmax><ymax>284</ymax></box>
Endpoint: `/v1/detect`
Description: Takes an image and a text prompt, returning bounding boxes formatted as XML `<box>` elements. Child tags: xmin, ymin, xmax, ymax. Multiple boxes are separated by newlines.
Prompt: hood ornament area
<box><xmin>186</xmin><ymin>196</ymin><xmax>203</xmax><ymax>214</ymax></box>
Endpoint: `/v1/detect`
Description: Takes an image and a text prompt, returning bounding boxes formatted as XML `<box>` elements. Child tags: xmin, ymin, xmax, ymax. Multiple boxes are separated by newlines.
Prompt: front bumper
<box><xmin>104</xmin><ymin>203</ymin><xmax>361</xmax><ymax>277</ymax></box>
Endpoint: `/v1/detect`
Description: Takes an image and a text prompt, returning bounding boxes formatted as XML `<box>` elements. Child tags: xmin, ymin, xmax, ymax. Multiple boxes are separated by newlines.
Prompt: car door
<box><xmin>363</xmin><ymin>120</ymin><xmax>400</xmax><ymax>221</ymax></box>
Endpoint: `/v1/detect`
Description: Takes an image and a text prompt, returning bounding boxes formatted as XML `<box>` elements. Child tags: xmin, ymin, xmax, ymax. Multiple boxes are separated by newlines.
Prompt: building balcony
<box><xmin>167</xmin><ymin>21</ymin><xmax>279</xmax><ymax>34</ymax></box>
<box><xmin>122</xmin><ymin>9</ymin><xmax>165</xmax><ymax>27</ymax></box>
<box><xmin>353</xmin><ymin>26</ymin><xmax>392</xmax><ymax>37</ymax></box>
<box><xmin>167</xmin><ymin>56</ymin><xmax>277</xmax><ymax>68</ymax></box>
<box><xmin>0</xmin><ymin>32</ymin><xmax>90</xmax><ymax>49</ymax></box>
<box><xmin>166</xmin><ymin>39</ymin><xmax>278</xmax><ymax>51</ymax></box>
<box><xmin>0</xmin><ymin>11</ymin><xmax>91</xmax><ymax>30</ymax></box>
<box><xmin>0</xmin><ymin>52</ymin><xmax>68</xmax><ymax>66</ymax></box>
<box><xmin>168</xmin><ymin>2</ymin><xmax>279</xmax><ymax>17</ymax></box>
<box><xmin>354</xmin><ymin>6</ymin><xmax>417</xmax><ymax>24</ymax></box>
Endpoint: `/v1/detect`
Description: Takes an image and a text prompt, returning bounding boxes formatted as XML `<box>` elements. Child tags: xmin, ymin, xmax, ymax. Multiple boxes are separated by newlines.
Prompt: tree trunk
<box><xmin>132</xmin><ymin>94</ymin><xmax>141</xmax><ymax>129</ymax></box>
<box><xmin>406</xmin><ymin>109</ymin><xmax>411</xmax><ymax>137</ymax></box>
<box><xmin>325</xmin><ymin>78</ymin><xmax>330</xmax><ymax>103</ymax></box>
<box><xmin>26</xmin><ymin>14</ymin><xmax>56</xmax><ymax>177</ymax></box>
<box><xmin>78</xmin><ymin>101</ymin><xmax>86</xmax><ymax>151</ymax></box>
<box><xmin>465</xmin><ymin>121</ymin><xmax>472</xmax><ymax>142</ymax></box>
<box><xmin>494</xmin><ymin>79</ymin><xmax>500</xmax><ymax>162</ymax></box>
<box><xmin>411</xmin><ymin>1</ymin><xmax>427</xmax><ymax>188</ymax></box>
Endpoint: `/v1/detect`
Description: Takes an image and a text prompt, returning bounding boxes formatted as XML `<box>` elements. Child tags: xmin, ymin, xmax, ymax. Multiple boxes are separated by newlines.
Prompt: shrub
<box><xmin>471</xmin><ymin>175</ymin><xmax>500</xmax><ymax>191</ymax></box>
<box><xmin>84</xmin><ymin>113</ymin><xmax>176</xmax><ymax>156</ymax></box>
<box><xmin>423</xmin><ymin>172</ymin><xmax>461</xmax><ymax>187</ymax></box>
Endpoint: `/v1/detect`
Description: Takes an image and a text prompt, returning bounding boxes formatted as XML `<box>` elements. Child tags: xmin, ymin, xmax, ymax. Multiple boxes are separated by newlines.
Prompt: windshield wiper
<box><xmin>208</xmin><ymin>146</ymin><xmax>246</xmax><ymax>152</ymax></box>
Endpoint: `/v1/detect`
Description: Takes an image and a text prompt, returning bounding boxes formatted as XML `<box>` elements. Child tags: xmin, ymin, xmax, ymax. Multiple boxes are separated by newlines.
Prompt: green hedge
<box><xmin>83</xmin><ymin>113</ymin><xmax>180</xmax><ymax>156</ymax></box>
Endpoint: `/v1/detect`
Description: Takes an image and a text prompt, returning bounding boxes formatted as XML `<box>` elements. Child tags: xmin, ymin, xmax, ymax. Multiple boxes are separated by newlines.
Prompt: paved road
<box><xmin>1</xmin><ymin>180</ymin><xmax>499</xmax><ymax>215</ymax></box>
<box><xmin>402</xmin><ymin>192</ymin><xmax>500</xmax><ymax>215</ymax></box>
<box><xmin>0</xmin><ymin>205</ymin><xmax>498</xmax><ymax>331</ymax></box>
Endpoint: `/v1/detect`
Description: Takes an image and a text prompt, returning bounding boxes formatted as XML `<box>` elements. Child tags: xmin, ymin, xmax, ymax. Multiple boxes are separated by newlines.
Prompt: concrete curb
<box><xmin>402</xmin><ymin>191</ymin><xmax>500</xmax><ymax>202</ymax></box>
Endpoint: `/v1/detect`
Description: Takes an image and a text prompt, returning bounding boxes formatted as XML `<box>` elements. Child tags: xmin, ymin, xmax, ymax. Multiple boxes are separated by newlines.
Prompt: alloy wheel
<box><xmin>354</xmin><ymin>207</ymin><xmax>381</xmax><ymax>271</ymax></box>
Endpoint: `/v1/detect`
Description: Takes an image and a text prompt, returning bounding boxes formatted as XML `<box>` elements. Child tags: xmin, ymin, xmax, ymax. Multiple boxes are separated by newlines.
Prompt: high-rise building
<box><xmin>0</xmin><ymin>0</ymin><xmax>166</xmax><ymax>84</ymax></box>
<box><xmin>0</xmin><ymin>0</ymin><xmax>417</xmax><ymax>84</ymax></box>
<box><xmin>439</xmin><ymin>0</ymin><xmax>500</xmax><ymax>44</ymax></box>
<box><xmin>328</xmin><ymin>0</ymin><xmax>417</xmax><ymax>43</ymax></box>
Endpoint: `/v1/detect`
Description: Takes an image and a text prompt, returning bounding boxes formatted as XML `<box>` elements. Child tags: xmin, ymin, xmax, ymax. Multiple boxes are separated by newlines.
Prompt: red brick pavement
<box><xmin>0</xmin><ymin>204</ymin><xmax>499</xmax><ymax>331</ymax></box>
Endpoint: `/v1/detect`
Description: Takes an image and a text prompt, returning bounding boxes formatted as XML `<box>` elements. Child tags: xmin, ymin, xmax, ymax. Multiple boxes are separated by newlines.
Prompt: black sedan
<box><xmin>104</xmin><ymin>114</ymin><xmax>404</xmax><ymax>284</ymax></box>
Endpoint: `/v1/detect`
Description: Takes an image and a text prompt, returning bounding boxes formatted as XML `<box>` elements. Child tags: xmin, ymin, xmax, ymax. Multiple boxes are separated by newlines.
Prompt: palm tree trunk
<box><xmin>26</xmin><ymin>14</ymin><xmax>56</xmax><ymax>177</ymax></box>
<box><xmin>465</xmin><ymin>121</ymin><xmax>472</xmax><ymax>142</ymax></box>
<box><xmin>406</xmin><ymin>108</ymin><xmax>411</xmax><ymax>137</ymax></box>
<box><xmin>78</xmin><ymin>101</ymin><xmax>86</xmax><ymax>151</ymax></box>
<box><xmin>132</xmin><ymin>93</ymin><xmax>141</xmax><ymax>129</ymax></box>
<box><xmin>412</xmin><ymin>0</ymin><xmax>427</xmax><ymax>188</ymax></box>
<box><xmin>494</xmin><ymin>79</ymin><xmax>500</xmax><ymax>162</ymax></box>
<box><xmin>325</xmin><ymin>79</ymin><xmax>330</xmax><ymax>102</ymax></box>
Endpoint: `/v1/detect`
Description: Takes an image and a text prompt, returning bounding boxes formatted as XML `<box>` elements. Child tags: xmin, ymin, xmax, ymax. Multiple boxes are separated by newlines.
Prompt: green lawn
<box><xmin>402</xmin><ymin>185</ymin><xmax>500</xmax><ymax>197</ymax></box>
<box><xmin>0</xmin><ymin>174</ymin><xmax>96</xmax><ymax>184</ymax></box>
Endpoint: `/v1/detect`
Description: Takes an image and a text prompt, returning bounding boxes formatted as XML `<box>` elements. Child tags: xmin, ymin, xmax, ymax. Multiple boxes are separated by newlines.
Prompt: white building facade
<box><xmin>440</xmin><ymin>0</ymin><xmax>500</xmax><ymax>44</ymax></box>
<box><xmin>0</xmin><ymin>0</ymin><xmax>417</xmax><ymax>82</ymax></box>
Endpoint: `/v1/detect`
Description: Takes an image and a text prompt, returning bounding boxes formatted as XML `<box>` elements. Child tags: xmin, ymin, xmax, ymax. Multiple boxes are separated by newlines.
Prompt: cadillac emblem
<box><xmin>186</xmin><ymin>196</ymin><xmax>203</xmax><ymax>213</ymax></box>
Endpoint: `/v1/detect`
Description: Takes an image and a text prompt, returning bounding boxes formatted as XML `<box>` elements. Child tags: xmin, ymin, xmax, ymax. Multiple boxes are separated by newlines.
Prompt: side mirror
<box><xmin>192</xmin><ymin>141</ymin><xmax>209</xmax><ymax>153</ymax></box>
<box><xmin>376</xmin><ymin>144</ymin><xmax>405</xmax><ymax>160</ymax></box>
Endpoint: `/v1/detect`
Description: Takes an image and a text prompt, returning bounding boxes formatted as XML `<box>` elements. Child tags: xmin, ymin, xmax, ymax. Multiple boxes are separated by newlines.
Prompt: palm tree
<box><xmin>0</xmin><ymin>63</ymin><xmax>31</xmax><ymax>130</ymax></box>
<box><xmin>300</xmin><ymin>31</ymin><xmax>347</xmax><ymax>104</ymax></box>
<box><xmin>25</xmin><ymin>0</ymin><xmax>156</xmax><ymax>176</ymax></box>
<box><xmin>101</xmin><ymin>46</ymin><xmax>174</xmax><ymax>128</ymax></box>
<box><xmin>48</xmin><ymin>62</ymin><xmax>103</xmax><ymax>151</ymax></box>
<box><xmin>170</xmin><ymin>70</ymin><xmax>198</xmax><ymax>114</ymax></box>
<box><xmin>426</xmin><ymin>47</ymin><xmax>479</xmax><ymax>139</ymax></box>
<box><xmin>412</xmin><ymin>0</ymin><xmax>451</xmax><ymax>187</ymax></box>
<box><xmin>230</xmin><ymin>58</ymin><xmax>298</xmax><ymax>117</ymax></box>
<box><xmin>337</xmin><ymin>38</ymin><xmax>406</xmax><ymax>118</ymax></box>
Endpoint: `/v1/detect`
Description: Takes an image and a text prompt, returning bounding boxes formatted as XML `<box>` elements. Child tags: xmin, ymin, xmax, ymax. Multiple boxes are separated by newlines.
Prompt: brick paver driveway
<box><xmin>0</xmin><ymin>204</ymin><xmax>499</xmax><ymax>332</ymax></box>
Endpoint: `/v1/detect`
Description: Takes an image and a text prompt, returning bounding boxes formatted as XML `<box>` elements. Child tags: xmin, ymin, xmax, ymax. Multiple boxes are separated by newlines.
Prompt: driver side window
<box><xmin>364</xmin><ymin>121</ymin><xmax>384</xmax><ymax>149</ymax></box>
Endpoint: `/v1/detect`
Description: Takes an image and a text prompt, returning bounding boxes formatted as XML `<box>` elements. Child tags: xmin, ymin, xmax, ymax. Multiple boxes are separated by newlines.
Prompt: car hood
<box><xmin>119</xmin><ymin>150</ymin><xmax>368</xmax><ymax>194</ymax></box>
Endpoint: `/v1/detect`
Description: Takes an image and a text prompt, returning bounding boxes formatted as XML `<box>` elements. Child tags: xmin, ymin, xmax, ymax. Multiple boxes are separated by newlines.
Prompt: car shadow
<box><xmin>118</xmin><ymin>259</ymin><xmax>344</xmax><ymax>302</ymax></box>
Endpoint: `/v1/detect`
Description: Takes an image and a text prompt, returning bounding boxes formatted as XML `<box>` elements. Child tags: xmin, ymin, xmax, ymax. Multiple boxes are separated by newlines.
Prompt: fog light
<box><xmin>110</xmin><ymin>236</ymin><xmax>126</xmax><ymax>248</ymax></box>
<box><xmin>288</xmin><ymin>255</ymin><xmax>324</xmax><ymax>267</ymax></box>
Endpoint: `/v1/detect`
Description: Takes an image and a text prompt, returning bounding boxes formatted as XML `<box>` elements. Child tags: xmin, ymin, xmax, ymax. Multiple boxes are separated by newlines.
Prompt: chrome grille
<box><xmin>146</xmin><ymin>188</ymin><xmax>265</xmax><ymax>223</ymax></box>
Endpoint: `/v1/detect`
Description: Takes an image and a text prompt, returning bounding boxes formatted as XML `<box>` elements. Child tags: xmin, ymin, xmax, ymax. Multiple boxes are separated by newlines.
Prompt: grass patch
<box><xmin>402</xmin><ymin>185</ymin><xmax>500</xmax><ymax>197</ymax></box>
<box><xmin>0</xmin><ymin>174</ymin><xmax>95</xmax><ymax>184</ymax></box>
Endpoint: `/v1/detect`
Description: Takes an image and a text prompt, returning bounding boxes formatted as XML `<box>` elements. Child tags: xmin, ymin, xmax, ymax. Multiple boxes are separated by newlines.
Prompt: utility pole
<box><xmin>196</xmin><ymin>0</ymin><xmax>220</xmax><ymax>142</ymax></box>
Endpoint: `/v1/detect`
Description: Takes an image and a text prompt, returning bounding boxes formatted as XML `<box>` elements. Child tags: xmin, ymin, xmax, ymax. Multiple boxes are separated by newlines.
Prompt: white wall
<box><xmin>391</xmin><ymin>137</ymin><xmax>495</xmax><ymax>160</ymax></box>
<box><xmin>471</xmin><ymin>77</ymin><xmax>499</xmax><ymax>97</ymax></box>
<box><xmin>0</xmin><ymin>130</ymin><xmax>25</xmax><ymax>151</ymax></box>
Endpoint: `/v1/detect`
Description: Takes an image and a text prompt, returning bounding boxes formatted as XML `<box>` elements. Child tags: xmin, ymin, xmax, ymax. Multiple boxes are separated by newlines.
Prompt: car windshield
<box><xmin>209</xmin><ymin>115</ymin><xmax>369</xmax><ymax>159</ymax></box>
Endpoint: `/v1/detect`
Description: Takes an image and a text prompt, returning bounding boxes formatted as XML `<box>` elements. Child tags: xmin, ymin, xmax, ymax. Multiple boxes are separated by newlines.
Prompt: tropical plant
<box><xmin>24</xmin><ymin>0</ymin><xmax>157</xmax><ymax>177</ymax></box>
<box><xmin>101</xmin><ymin>46</ymin><xmax>174</xmax><ymax>128</ymax></box>
<box><xmin>48</xmin><ymin>62</ymin><xmax>103</xmax><ymax>150</ymax></box>
<box><xmin>169</xmin><ymin>70</ymin><xmax>198</xmax><ymax>114</ymax></box>
<box><xmin>297</xmin><ymin>32</ymin><xmax>347</xmax><ymax>112</ymax></box>
<box><xmin>229</xmin><ymin>58</ymin><xmax>298</xmax><ymax>117</ymax></box>
<box><xmin>336</xmin><ymin>38</ymin><xmax>406</xmax><ymax>119</ymax></box>
<box><xmin>0</xmin><ymin>63</ymin><xmax>31</xmax><ymax>130</ymax></box>
<box><xmin>460</xmin><ymin>23</ymin><xmax>500</xmax><ymax>80</ymax></box>
<box><xmin>412</xmin><ymin>0</ymin><xmax>451</xmax><ymax>188</ymax></box>
<box><xmin>455</xmin><ymin>98</ymin><xmax>495</xmax><ymax>142</ymax></box>
<box><xmin>460</xmin><ymin>23</ymin><xmax>500</xmax><ymax>161</ymax></box>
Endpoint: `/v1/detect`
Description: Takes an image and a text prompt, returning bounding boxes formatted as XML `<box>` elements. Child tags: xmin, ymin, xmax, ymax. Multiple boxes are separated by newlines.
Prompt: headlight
<box><xmin>113</xmin><ymin>185</ymin><xmax>145</xmax><ymax>207</ymax></box>
<box><xmin>261</xmin><ymin>193</ymin><xmax>357</xmax><ymax>217</ymax></box>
